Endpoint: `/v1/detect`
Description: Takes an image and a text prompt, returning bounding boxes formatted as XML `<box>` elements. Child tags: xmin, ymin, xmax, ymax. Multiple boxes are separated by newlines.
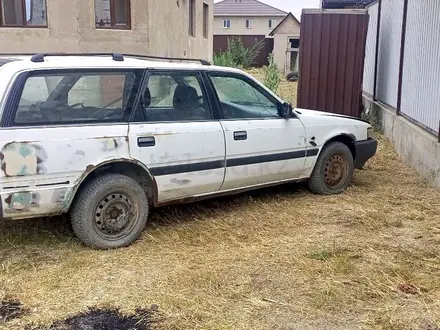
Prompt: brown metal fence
<box><xmin>213</xmin><ymin>35</ymin><xmax>274</xmax><ymax>67</ymax></box>
<box><xmin>297</xmin><ymin>9</ymin><xmax>369</xmax><ymax>117</ymax></box>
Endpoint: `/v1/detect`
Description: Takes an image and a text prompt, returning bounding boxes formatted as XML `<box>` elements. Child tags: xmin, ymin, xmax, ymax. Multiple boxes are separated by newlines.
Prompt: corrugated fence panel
<box><xmin>400</xmin><ymin>0</ymin><xmax>440</xmax><ymax>134</ymax></box>
<box><xmin>362</xmin><ymin>2</ymin><xmax>378</xmax><ymax>96</ymax></box>
<box><xmin>375</xmin><ymin>0</ymin><xmax>404</xmax><ymax>108</ymax></box>
<box><xmin>297</xmin><ymin>9</ymin><xmax>369</xmax><ymax>117</ymax></box>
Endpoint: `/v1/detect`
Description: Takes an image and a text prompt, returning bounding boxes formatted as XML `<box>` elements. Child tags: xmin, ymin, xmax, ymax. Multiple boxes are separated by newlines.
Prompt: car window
<box><xmin>68</xmin><ymin>75</ymin><xmax>126</xmax><ymax>108</ymax></box>
<box><xmin>14</xmin><ymin>71</ymin><xmax>140</xmax><ymax>126</ymax></box>
<box><xmin>142</xmin><ymin>72</ymin><xmax>213</xmax><ymax>122</ymax></box>
<box><xmin>209</xmin><ymin>74</ymin><xmax>281</xmax><ymax>119</ymax></box>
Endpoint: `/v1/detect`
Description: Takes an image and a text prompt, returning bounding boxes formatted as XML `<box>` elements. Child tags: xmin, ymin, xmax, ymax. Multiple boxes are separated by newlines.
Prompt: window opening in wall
<box><xmin>203</xmin><ymin>3</ymin><xmax>208</xmax><ymax>38</ymax></box>
<box><xmin>245</xmin><ymin>19</ymin><xmax>253</xmax><ymax>29</ymax></box>
<box><xmin>95</xmin><ymin>0</ymin><xmax>131</xmax><ymax>29</ymax></box>
<box><xmin>0</xmin><ymin>0</ymin><xmax>47</xmax><ymax>27</ymax></box>
<box><xmin>223</xmin><ymin>19</ymin><xmax>230</xmax><ymax>28</ymax></box>
<box><xmin>189</xmin><ymin>0</ymin><xmax>195</xmax><ymax>36</ymax></box>
<box><xmin>289</xmin><ymin>38</ymin><xmax>300</xmax><ymax>49</ymax></box>
<box><xmin>268</xmin><ymin>19</ymin><xmax>276</xmax><ymax>28</ymax></box>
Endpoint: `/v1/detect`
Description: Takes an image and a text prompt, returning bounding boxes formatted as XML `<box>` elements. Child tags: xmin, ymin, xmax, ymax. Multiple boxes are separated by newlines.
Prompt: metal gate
<box><xmin>297</xmin><ymin>9</ymin><xmax>369</xmax><ymax>117</ymax></box>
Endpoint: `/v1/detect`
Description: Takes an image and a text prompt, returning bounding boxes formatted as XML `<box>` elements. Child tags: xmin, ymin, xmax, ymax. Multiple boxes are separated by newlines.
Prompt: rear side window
<box><xmin>14</xmin><ymin>70</ymin><xmax>142</xmax><ymax>126</ymax></box>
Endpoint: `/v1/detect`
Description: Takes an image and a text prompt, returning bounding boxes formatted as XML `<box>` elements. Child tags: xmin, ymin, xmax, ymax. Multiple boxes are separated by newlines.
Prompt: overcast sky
<box><xmin>214</xmin><ymin>0</ymin><xmax>321</xmax><ymax>21</ymax></box>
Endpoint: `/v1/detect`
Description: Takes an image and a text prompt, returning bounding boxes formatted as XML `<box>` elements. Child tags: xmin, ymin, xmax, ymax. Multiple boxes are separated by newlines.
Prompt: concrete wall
<box><xmin>147</xmin><ymin>0</ymin><xmax>213</xmax><ymax>60</ymax></box>
<box><xmin>0</xmin><ymin>0</ymin><xmax>213</xmax><ymax>61</ymax></box>
<box><xmin>363</xmin><ymin>96</ymin><xmax>440</xmax><ymax>189</ymax></box>
<box><xmin>272</xmin><ymin>15</ymin><xmax>300</xmax><ymax>74</ymax></box>
<box><xmin>213</xmin><ymin>16</ymin><xmax>284</xmax><ymax>36</ymax></box>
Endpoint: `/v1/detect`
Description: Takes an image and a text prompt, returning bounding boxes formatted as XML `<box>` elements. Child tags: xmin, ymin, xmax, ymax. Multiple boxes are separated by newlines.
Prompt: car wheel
<box><xmin>70</xmin><ymin>173</ymin><xmax>149</xmax><ymax>249</ymax></box>
<box><xmin>308</xmin><ymin>142</ymin><xmax>354</xmax><ymax>195</ymax></box>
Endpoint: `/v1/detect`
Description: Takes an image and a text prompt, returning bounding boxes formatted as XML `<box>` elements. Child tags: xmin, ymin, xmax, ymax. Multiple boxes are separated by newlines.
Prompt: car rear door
<box><xmin>205</xmin><ymin>71</ymin><xmax>308</xmax><ymax>191</ymax></box>
<box><xmin>128</xmin><ymin>70</ymin><xmax>226</xmax><ymax>203</ymax></box>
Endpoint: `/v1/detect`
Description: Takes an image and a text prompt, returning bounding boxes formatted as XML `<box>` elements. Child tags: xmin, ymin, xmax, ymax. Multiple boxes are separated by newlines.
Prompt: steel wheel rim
<box><xmin>94</xmin><ymin>193</ymin><xmax>138</xmax><ymax>240</ymax></box>
<box><xmin>324</xmin><ymin>153</ymin><xmax>349</xmax><ymax>189</ymax></box>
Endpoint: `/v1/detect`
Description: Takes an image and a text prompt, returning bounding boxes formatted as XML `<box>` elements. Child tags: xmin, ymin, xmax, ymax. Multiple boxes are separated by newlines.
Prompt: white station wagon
<box><xmin>0</xmin><ymin>53</ymin><xmax>377</xmax><ymax>249</ymax></box>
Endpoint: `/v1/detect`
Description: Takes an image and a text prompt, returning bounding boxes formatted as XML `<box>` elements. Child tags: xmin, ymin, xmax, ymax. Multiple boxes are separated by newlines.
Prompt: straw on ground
<box><xmin>1</xmin><ymin>70</ymin><xmax>439</xmax><ymax>330</ymax></box>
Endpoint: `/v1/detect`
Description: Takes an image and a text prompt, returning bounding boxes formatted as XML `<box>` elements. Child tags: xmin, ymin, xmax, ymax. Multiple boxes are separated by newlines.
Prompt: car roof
<box><xmin>0</xmin><ymin>53</ymin><xmax>242</xmax><ymax>74</ymax></box>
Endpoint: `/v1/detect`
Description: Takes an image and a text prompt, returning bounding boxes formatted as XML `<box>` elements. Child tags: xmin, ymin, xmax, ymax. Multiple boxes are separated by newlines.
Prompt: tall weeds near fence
<box><xmin>263</xmin><ymin>53</ymin><xmax>280</xmax><ymax>94</ymax></box>
<box><xmin>213</xmin><ymin>36</ymin><xmax>264</xmax><ymax>68</ymax></box>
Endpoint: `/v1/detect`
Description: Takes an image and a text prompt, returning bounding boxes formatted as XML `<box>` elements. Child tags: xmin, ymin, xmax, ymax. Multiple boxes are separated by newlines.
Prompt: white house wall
<box><xmin>362</xmin><ymin>2</ymin><xmax>378</xmax><ymax>96</ymax></box>
<box><xmin>375</xmin><ymin>0</ymin><xmax>404</xmax><ymax>107</ymax></box>
<box><xmin>400</xmin><ymin>0</ymin><xmax>440</xmax><ymax>133</ymax></box>
<box><xmin>213</xmin><ymin>16</ymin><xmax>284</xmax><ymax>36</ymax></box>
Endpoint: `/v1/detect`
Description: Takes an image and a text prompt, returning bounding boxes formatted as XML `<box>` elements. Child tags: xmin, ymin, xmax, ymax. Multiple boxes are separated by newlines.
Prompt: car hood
<box><xmin>293</xmin><ymin>108</ymin><xmax>369</xmax><ymax>123</ymax></box>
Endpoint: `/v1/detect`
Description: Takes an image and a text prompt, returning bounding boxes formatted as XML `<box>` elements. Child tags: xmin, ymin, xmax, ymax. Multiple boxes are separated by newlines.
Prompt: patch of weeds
<box><xmin>308</xmin><ymin>243</ymin><xmax>348</xmax><ymax>261</ymax></box>
<box><xmin>263</xmin><ymin>53</ymin><xmax>280</xmax><ymax>94</ymax></box>
<box><xmin>309</xmin><ymin>250</ymin><xmax>335</xmax><ymax>261</ymax></box>
<box><xmin>0</xmin><ymin>298</ymin><xmax>28</xmax><ymax>323</ymax></box>
<box><xmin>26</xmin><ymin>305</ymin><xmax>161</xmax><ymax>330</ymax></box>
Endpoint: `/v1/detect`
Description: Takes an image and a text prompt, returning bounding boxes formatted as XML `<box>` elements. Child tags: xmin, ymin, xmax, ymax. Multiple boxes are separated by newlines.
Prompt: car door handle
<box><xmin>137</xmin><ymin>136</ymin><xmax>155</xmax><ymax>147</ymax></box>
<box><xmin>234</xmin><ymin>131</ymin><xmax>247</xmax><ymax>141</ymax></box>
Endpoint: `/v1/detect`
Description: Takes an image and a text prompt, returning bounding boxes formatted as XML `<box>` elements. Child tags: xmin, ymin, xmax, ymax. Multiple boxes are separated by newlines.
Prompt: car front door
<box><xmin>205</xmin><ymin>71</ymin><xmax>307</xmax><ymax>191</ymax></box>
<box><xmin>128</xmin><ymin>70</ymin><xmax>226</xmax><ymax>203</ymax></box>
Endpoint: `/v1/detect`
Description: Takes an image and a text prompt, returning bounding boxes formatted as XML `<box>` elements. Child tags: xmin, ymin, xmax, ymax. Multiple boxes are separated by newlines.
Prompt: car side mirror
<box><xmin>281</xmin><ymin>102</ymin><xmax>293</xmax><ymax>119</ymax></box>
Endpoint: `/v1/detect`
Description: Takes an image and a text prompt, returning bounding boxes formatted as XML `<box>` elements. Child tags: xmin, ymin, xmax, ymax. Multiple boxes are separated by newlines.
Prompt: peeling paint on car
<box><xmin>4</xmin><ymin>191</ymin><xmax>40</xmax><ymax>211</ymax></box>
<box><xmin>52</xmin><ymin>188</ymin><xmax>69</xmax><ymax>203</ymax></box>
<box><xmin>0</xmin><ymin>142</ymin><xmax>48</xmax><ymax>176</ymax></box>
<box><xmin>102</xmin><ymin>138</ymin><xmax>122</xmax><ymax>152</ymax></box>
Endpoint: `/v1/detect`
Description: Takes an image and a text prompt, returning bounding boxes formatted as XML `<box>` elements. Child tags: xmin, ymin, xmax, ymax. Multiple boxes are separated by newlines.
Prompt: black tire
<box><xmin>286</xmin><ymin>72</ymin><xmax>298</xmax><ymax>82</ymax></box>
<box><xmin>308</xmin><ymin>142</ymin><xmax>354</xmax><ymax>195</ymax></box>
<box><xmin>70</xmin><ymin>173</ymin><xmax>149</xmax><ymax>249</ymax></box>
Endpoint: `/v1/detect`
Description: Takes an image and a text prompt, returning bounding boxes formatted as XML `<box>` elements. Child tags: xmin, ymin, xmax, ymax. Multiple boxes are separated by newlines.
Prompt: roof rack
<box><xmin>121</xmin><ymin>53</ymin><xmax>211</xmax><ymax>66</ymax></box>
<box><xmin>2</xmin><ymin>52</ymin><xmax>211</xmax><ymax>66</ymax></box>
<box><xmin>29</xmin><ymin>52</ymin><xmax>124</xmax><ymax>63</ymax></box>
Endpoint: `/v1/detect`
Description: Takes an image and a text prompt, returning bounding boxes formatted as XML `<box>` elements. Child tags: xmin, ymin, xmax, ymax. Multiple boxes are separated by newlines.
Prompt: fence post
<box><xmin>396</xmin><ymin>0</ymin><xmax>409</xmax><ymax>116</ymax></box>
<box><xmin>373</xmin><ymin>0</ymin><xmax>382</xmax><ymax>101</ymax></box>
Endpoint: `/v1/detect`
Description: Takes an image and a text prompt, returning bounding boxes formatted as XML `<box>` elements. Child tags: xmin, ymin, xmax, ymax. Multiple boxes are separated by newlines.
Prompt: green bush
<box><xmin>263</xmin><ymin>53</ymin><xmax>280</xmax><ymax>94</ymax></box>
<box><xmin>213</xmin><ymin>36</ymin><xmax>264</xmax><ymax>68</ymax></box>
<box><xmin>213</xmin><ymin>52</ymin><xmax>237</xmax><ymax>67</ymax></box>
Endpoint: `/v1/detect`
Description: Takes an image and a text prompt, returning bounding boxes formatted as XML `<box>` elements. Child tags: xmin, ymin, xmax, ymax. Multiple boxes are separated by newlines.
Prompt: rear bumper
<box><xmin>354</xmin><ymin>138</ymin><xmax>377</xmax><ymax>169</ymax></box>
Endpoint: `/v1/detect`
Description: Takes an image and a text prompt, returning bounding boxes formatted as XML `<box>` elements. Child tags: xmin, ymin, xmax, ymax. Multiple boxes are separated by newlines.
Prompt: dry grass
<box><xmin>1</xmin><ymin>70</ymin><xmax>440</xmax><ymax>330</ymax></box>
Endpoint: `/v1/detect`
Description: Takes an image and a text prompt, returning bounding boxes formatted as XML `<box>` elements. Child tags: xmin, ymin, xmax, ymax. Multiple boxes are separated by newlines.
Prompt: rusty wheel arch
<box><xmin>65</xmin><ymin>158</ymin><xmax>158</xmax><ymax>213</ymax></box>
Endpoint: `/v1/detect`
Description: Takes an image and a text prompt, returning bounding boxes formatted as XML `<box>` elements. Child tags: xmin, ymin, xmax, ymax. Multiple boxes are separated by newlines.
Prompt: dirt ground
<box><xmin>1</xmin><ymin>71</ymin><xmax>440</xmax><ymax>330</ymax></box>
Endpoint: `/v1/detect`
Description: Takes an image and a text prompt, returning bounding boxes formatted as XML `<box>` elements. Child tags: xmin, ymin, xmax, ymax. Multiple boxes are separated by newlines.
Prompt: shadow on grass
<box><xmin>0</xmin><ymin>298</ymin><xmax>28</xmax><ymax>323</ymax></box>
<box><xmin>24</xmin><ymin>306</ymin><xmax>161</xmax><ymax>330</ymax></box>
<box><xmin>0</xmin><ymin>182</ymin><xmax>307</xmax><ymax>250</ymax></box>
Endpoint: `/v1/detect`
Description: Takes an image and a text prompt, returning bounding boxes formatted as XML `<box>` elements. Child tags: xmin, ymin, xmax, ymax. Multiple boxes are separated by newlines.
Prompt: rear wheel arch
<box><xmin>66</xmin><ymin>159</ymin><xmax>158</xmax><ymax>212</ymax></box>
